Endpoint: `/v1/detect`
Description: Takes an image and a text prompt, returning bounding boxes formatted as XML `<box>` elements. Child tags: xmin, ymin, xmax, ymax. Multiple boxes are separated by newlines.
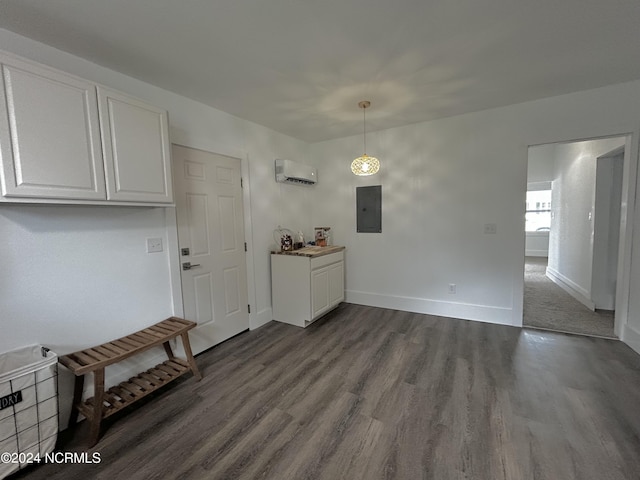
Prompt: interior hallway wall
<box><xmin>547</xmin><ymin>137</ymin><xmax>626</xmax><ymax>309</ymax></box>
<box><xmin>592</xmin><ymin>150</ymin><xmax>624</xmax><ymax>310</ymax></box>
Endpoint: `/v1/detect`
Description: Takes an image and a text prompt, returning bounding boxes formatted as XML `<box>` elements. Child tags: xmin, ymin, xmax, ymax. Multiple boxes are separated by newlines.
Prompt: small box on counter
<box><xmin>314</xmin><ymin>227</ymin><xmax>331</xmax><ymax>247</ymax></box>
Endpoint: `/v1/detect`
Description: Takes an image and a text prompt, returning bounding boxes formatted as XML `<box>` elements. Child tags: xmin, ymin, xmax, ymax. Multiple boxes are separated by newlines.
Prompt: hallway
<box><xmin>523</xmin><ymin>257</ymin><xmax>615</xmax><ymax>338</ymax></box>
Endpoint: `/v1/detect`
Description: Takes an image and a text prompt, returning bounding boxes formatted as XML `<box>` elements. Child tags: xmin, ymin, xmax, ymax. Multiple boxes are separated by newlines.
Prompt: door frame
<box><xmin>521</xmin><ymin>132</ymin><xmax>638</xmax><ymax>340</ymax></box>
<box><xmin>166</xmin><ymin>143</ymin><xmax>258</xmax><ymax>329</ymax></box>
<box><xmin>592</xmin><ymin>146</ymin><xmax>625</xmax><ymax>311</ymax></box>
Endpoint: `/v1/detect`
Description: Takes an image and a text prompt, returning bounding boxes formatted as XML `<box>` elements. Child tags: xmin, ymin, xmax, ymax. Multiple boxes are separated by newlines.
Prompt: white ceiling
<box><xmin>1</xmin><ymin>0</ymin><xmax>639</xmax><ymax>143</ymax></box>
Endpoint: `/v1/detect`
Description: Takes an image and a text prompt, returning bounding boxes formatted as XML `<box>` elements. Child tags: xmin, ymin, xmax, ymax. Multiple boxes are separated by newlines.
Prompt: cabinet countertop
<box><xmin>272</xmin><ymin>245</ymin><xmax>345</xmax><ymax>258</ymax></box>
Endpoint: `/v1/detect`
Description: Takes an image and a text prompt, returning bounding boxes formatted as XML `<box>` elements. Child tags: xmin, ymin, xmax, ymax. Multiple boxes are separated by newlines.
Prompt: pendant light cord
<box><xmin>351</xmin><ymin>101</ymin><xmax>379</xmax><ymax>176</ymax></box>
<box><xmin>363</xmin><ymin>105</ymin><xmax>367</xmax><ymax>155</ymax></box>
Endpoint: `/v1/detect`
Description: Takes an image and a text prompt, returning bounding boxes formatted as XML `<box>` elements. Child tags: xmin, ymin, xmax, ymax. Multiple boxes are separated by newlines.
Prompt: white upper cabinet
<box><xmin>0</xmin><ymin>52</ymin><xmax>174</xmax><ymax>205</ymax></box>
<box><xmin>0</xmin><ymin>56</ymin><xmax>106</xmax><ymax>200</ymax></box>
<box><xmin>98</xmin><ymin>87</ymin><xmax>173</xmax><ymax>203</ymax></box>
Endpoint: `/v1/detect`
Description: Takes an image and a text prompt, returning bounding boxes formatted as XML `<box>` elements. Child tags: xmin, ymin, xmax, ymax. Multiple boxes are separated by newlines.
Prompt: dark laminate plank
<box><xmin>276</xmin><ymin>367</ymin><xmax>346</xmax><ymax>426</ymax></box>
<box><xmin>197</xmin><ymin>408</ymin><xmax>301</xmax><ymax>480</ymax></box>
<box><xmin>14</xmin><ymin>304</ymin><xmax>640</xmax><ymax>480</ymax></box>
<box><xmin>269</xmin><ymin>391</ymin><xmax>367</xmax><ymax>480</ymax></box>
<box><xmin>316</xmin><ymin>413</ymin><xmax>385</xmax><ymax>480</ymax></box>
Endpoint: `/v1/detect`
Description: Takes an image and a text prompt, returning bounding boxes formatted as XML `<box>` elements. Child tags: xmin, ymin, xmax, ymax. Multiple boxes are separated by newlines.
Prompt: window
<box><xmin>526</xmin><ymin>190</ymin><xmax>551</xmax><ymax>232</ymax></box>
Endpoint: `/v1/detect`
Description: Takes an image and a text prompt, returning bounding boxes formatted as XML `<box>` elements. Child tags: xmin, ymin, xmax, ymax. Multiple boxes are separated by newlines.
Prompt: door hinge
<box><xmin>241</xmin><ymin>177</ymin><xmax>243</xmax><ymax>188</ymax></box>
<box><xmin>244</xmin><ymin>242</ymin><xmax>247</xmax><ymax>252</ymax></box>
<box><xmin>247</xmin><ymin>304</ymin><xmax>251</xmax><ymax>314</ymax></box>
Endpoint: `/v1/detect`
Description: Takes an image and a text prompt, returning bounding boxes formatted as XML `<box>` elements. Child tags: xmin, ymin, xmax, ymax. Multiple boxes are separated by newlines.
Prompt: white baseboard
<box><xmin>345</xmin><ymin>290</ymin><xmax>515</xmax><ymax>326</ymax></box>
<box><xmin>525</xmin><ymin>250</ymin><xmax>548</xmax><ymax>257</ymax></box>
<box><xmin>623</xmin><ymin>324</ymin><xmax>640</xmax><ymax>355</ymax></box>
<box><xmin>545</xmin><ymin>267</ymin><xmax>595</xmax><ymax>310</ymax></box>
<box><xmin>251</xmin><ymin>307</ymin><xmax>273</xmax><ymax>330</ymax></box>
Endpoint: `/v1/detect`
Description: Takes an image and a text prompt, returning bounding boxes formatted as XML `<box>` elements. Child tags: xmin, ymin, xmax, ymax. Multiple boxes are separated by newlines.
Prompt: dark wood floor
<box><xmin>14</xmin><ymin>304</ymin><xmax>640</xmax><ymax>480</ymax></box>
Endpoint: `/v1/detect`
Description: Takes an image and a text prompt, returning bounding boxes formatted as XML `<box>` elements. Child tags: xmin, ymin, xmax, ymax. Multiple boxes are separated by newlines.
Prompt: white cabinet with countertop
<box><xmin>271</xmin><ymin>246</ymin><xmax>345</xmax><ymax>327</ymax></box>
<box><xmin>0</xmin><ymin>51</ymin><xmax>173</xmax><ymax>205</ymax></box>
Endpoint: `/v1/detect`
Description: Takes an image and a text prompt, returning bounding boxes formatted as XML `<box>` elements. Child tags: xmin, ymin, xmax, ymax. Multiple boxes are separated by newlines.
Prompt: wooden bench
<box><xmin>59</xmin><ymin>317</ymin><xmax>202</xmax><ymax>447</ymax></box>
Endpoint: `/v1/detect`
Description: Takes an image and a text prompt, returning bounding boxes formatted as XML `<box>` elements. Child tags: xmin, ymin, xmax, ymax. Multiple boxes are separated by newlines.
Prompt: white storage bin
<box><xmin>0</xmin><ymin>345</ymin><xmax>58</xmax><ymax>479</ymax></box>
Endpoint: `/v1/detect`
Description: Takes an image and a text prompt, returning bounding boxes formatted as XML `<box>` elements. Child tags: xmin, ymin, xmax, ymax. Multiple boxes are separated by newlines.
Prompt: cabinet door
<box><xmin>0</xmin><ymin>56</ymin><xmax>106</xmax><ymax>199</ymax></box>
<box><xmin>311</xmin><ymin>267</ymin><xmax>330</xmax><ymax>319</ymax></box>
<box><xmin>98</xmin><ymin>87</ymin><xmax>173</xmax><ymax>203</ymax></box>
<box><xmin>328</xmin><ymin>261</ymin><xmax>345</xmax><ymax>307</ymax></box>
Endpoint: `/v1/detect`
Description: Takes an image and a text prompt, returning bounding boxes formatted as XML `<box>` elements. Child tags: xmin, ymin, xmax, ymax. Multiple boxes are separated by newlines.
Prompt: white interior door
<box><xmin>173</xmin><ymin>144</ymin><xmax>249</xmax><ymax>354</ymax></box>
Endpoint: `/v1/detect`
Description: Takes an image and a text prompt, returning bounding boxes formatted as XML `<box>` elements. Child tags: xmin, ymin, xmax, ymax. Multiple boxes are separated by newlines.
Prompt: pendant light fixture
<box><xmin>351</xmin><ymin>100</ymin><xmax>380</xmax><ymax>176</ymax></box>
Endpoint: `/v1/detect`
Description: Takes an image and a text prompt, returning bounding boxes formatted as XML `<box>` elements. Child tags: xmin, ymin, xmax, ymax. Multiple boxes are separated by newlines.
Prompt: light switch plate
<box><xmin>146</xmin><ymin>237</ymin><xmax>163</xmax><ymax>253</ymax></box>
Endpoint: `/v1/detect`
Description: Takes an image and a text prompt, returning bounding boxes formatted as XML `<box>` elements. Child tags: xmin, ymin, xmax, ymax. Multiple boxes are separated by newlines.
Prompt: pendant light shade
<box><xmin>351</xmin><ymin>101</ymin><xmax>380</xmax><ymax>176</ymax></box>
<box><xmin>351</xmin><ymin>154</ymin><xmax>380</xmax><ymax>176</ymax></box>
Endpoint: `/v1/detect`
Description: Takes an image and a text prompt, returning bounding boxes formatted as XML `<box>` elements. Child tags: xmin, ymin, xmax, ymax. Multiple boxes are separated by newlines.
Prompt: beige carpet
<box><xmin>523</xmin><ymin>257</ymin><xmax>616</xmax><ymax>338</ymax></box>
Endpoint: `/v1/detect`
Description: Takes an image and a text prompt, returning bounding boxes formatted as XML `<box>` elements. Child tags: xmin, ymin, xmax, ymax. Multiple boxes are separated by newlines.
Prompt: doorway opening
<box><xmin>523</xmin><ymin>135</ymin><xmax>629</xmax><ymax>338</ymax></box>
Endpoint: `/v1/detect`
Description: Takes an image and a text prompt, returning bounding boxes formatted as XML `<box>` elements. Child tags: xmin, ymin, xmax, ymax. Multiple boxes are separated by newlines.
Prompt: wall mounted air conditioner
<box><xmin>275</xmin><ymin>159</ymin><xmax>317</xmax><ymax>185</ymax></box>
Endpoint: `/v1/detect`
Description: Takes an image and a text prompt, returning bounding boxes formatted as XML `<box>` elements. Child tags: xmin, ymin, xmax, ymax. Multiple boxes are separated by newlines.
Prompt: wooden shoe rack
<box><xmin>58</xmin><ymin>317</ymin><xmax>202</xmax><ymax>447</ymax></box>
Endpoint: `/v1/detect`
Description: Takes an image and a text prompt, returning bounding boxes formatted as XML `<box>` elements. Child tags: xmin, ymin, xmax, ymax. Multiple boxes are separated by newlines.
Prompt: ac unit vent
<box><xmin>275</xmin><ymin>159</ymin><xmax>317</xmax><ymax>185</ymax></box>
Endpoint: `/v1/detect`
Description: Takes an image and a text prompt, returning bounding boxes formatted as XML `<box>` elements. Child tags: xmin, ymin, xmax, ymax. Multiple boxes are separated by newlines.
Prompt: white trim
<box><xmin>512</xmin><ymin>143</ymin><xmax>529</xmax><ymax>328</ymax></box>
<box><xmin>525</xmin><ymin>250</ymin><xmax>548</xmax><ymax>257</ymax></box>
<box><xmin>165</xmin><ymin>207</ymin><xmax>184</xmax><ymax>317</ymax></box>
<box><xmin>527</xmin><ymin>181</ymin><xmax>552</xmax><ymax>191</ymax></box>
<box><xmin>240</xmin><ymin>153</ymin><xmax>259</xmax><ymax>330</ymax></box>
<box><xmin>614</xmin><ymin>134</ymin><xmax>638</xmax><ymax>338</ymax></box>
<box><xmin>253</xmin><ymin>307</ymin><xmax>273</xmax><ymax>330</ymax></box>
<box><xmin>545</xmin><ymin>266</ymin><xmax>595</xmax><ymax>310</ymax></box>
<box><xmin>345</xmin><ymin>290</ymin><xmax>515</xmax><ymax>326</ymax></box>
<box><xmin>622</xmin><ymin>324</ymin><xmax>640</xmax><ymax>355</ymax></box>
<box><xmin>172</xmin><ymin>139</ymin><xmax>247</xmax><ymax>164</ymax></box>
<box><xmin>597</xmin><ymin>145</ymin><xmax>626</xmax><ymax>159</ymax></box>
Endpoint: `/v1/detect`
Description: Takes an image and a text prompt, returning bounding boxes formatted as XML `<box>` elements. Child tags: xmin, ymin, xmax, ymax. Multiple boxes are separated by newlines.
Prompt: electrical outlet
<box><xmin>448</xmin><ymin>283</ymin><xmax>456</xmax><ymax>294</ymax></box>
<box><xmin>146</xmin><ymin>238</ymin><xmax>163</xmax><ymax>253</ymax></box>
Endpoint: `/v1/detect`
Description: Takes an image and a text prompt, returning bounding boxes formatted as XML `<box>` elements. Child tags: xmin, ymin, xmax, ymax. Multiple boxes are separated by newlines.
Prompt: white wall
<box><xmin>311</xmin><ymin>114</ymin><xmax>528</xmax><ymax>325</ymax></box>
<box><xmin>0</xmin><ymin>29</ymin><xmax>312</xmax><ymax>422</ymax></box>
<box><xmin>592</xmin><ymin>151</ymin><xmax>624</xmax><ymax>310</ymax></box>
<box><xmin>0</xmin><ymin>205</ymin><xmax>174</xmax><ymax>352</ymax></box>
<box><xmin>547</xmin><ymin>138</ymin><xmax>625</xmax><ymax>309</ymax></box>
<box><xmin>528</xmin><ymin>143</ymin><xmax>556</xmax><ymax>183</ymax></box>
<box><xmin>309</xmin><ymin>80</ymin><xmax>640</xmax><ymax>338</ymax></box>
